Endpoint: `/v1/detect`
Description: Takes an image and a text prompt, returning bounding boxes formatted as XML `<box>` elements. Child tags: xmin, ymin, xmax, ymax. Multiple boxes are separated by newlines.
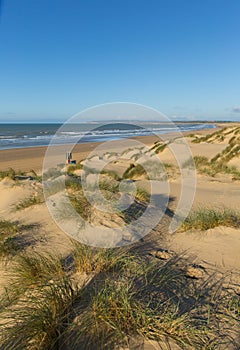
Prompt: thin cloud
<box><xmin>231</xmin><ymin>107</ymin><xmax>240</xmax><ymax>113</ymax></box>
<box><xmin>0</xmin><ymin>112</ymin><xmax>16</xmax><ymax>115</ymax></box>
<box><xmin>172</xmin><ymin>106</ymin><xmax>185</xmax><ymax>110</ymax></box>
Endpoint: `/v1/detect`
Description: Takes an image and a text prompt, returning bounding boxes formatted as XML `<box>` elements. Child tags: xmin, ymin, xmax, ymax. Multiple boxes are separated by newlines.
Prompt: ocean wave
<box><xmin>0</xmin><ymin>123</ymin><xmax>216</xmax><ymax>150</ymax></box>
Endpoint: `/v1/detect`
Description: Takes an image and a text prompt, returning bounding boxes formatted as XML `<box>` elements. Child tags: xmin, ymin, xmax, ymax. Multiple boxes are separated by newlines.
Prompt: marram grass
<box><xmin>180</xmin><ymin>207</ymin><xmax>240</xmax><ymax>231</ymax></box>
<box><xmin>0</xmin><ymin>250</ymin><xmax>238</xmax><ymax>349</ymax></box>
<box><xmin>0</xmin><ymin>220</ymin><xmax>21</xmax><ymax>258</ymax></box>
<box><xmin>16</xmin><ymin>195</ymin><xmax>44</xmax><ymax>210</ymax></box>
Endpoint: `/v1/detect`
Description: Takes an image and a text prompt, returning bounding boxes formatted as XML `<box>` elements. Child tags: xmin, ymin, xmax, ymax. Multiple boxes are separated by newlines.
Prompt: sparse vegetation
<box><xmin>123</xmin><ymin>163</ymin><xmax>148</xmax><ymax>179</ymax></box>
<box><xmin>42</xmin><ymin>167</ymin><xmax>63</xmax><ymax>181</ymax></box>
<box><xmin>68</xmin><ymin>191</ymin><xmax>92</xmax><ymax>221</ymax></box>
<box><xmin>66</xmin><ymin>162</ymin><xmax>83</xmax><ymax>175</ymax></box>
<box><xmin>0</xmin><ymin>168</ymin><xmax>17</xmax><ymax>180</ymax></box>
<box><xmin>191</xmin><ymin>127</ymin><xmax>227</xmax><ymax>143</ymax></box>
<box><xmin>150</xmin><ymin>141</ymin><xmax>168</xmax><ymax>153</ymax></box>
<box><xmin>180</xmin><ymin>207</ymin><xmax>240</xmax><ymax>231</ymax></box>
<box><xmin>2</xmin><ymin>139</ymin><xmax>240</xmax><ymax>348</ymax></box>
<box><xmin>0</xmin><ymin>220</ymin><xmax>22</xmax><ymax>257</ymax></box>
<box><xmin>16</xmin><ymin>195</ymin><xmax>44</xmax><ymax>210</ymax></box>
<box><xmin>182</xmin><ymin>154</ymin><xmax>240</xmax><ymax>180</ymax></box>
<box><xmin>135</xmin><ymin>187</ymin><xmax>150</xmax><ymax>202</ymax></box>
<box><xmin>0</xmin><ymin>168</ymin><xmax>42</xmax><ymax>182</ymax></box>
<box><xmin>100</xmin><ymin>169</ymin><xmax>121</xmax><ymax>181</ymax></box>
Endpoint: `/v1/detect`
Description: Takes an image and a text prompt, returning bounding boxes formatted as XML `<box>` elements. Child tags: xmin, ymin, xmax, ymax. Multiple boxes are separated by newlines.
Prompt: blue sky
<box><xmin>0</xmin><ymin>0</ymin><xmax>240</xmax><ymax>122</ymax></box>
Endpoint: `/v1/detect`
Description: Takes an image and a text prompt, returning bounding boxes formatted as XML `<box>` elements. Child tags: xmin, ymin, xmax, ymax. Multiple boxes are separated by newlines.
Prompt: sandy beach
<box><xmin>0</xmin><ymin>123</ymin><xmax>240</xmax><ymax>349</ymax></box>
<box><xmin>1</xmin><ymin>123</ymin><xmax>240</xmax><ymax>268</ymax></box>
<box><xmin>0</xmin><ymin>123</ymin><xmax>229</xmax><ymax>172</ymax></box>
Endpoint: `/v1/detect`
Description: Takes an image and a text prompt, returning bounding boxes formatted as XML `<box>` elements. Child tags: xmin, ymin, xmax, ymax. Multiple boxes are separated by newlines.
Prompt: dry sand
<box><xmin>0</xmin><ymin>123</ymin><xmax>240</xmax><ymax>348</ymax></box>
<box><xmin>0</xmin><ymin>123</ymin><xmax>239</xmax><ymax>271</ymax></box>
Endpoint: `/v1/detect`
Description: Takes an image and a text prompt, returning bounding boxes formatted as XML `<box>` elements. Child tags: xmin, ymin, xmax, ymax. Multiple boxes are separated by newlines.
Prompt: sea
<box><xmin>0</xmin><ymin>122</ymin><xmax>216</xmax><ymax>150</ymax></box>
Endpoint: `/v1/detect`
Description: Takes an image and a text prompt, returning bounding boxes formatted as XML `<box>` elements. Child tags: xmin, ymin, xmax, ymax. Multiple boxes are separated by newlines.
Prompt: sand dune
<box><xmin>0</xmin><ymin>124</ymin><xmax>239</xmax><ymax>349</ymax></box>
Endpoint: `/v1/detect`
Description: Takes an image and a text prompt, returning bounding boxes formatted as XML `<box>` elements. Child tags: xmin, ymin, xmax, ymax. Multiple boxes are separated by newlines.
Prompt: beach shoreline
<box><xmin>1</xmin><ymin>122</ymin><xmax>235</xmax><ymax>172</ymax></box>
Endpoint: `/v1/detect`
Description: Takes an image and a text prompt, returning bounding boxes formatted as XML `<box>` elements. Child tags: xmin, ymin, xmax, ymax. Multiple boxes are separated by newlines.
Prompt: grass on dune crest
<box><xmin>192</xmin><ymin>126</ymin><xmax>240</xmax><ymax>144</ymax></box>
<box><xmin>183</xmin><ymin>155</ymin><xmax>240</xmax><ymax>180</ymax></box>
<box><xmin>100</xmin><ymin>169</ymin><xmax>121</xmax><ymax>181</ymax></box>
<box><xmin>192</xmin><ymin>127</ymin><xmax>228</xmax><ymax>143</ymax></box>
<box><xmin>0</xmin><ymin>168</ymin><xmax>42</xmax><ymax>182</ymax></box>
<box><xmin>0</xmin><ymin>220</ymin><xmax>18</xmax><ymax>236</ymax></box>
<box><xmin>0</xmin><ymin>246</ymin><xmax>239</xmax><ymax>349</ymax></box>
<box><xmin>150</xmin><ymin>141</ymin><xmax>168</xmax><ymax>153</ymax></box>
<box><xmin>188</xmin><ymin>127</ymin><xmax>240</xmax><ymax>179</ymax></box>
<box><xmin>123</xmin><ymin>163</ymin><xmax>148</xmax><ymax>179</ymax></box>
<box><xmin>180</xmin><ymin>207</ymin><xmax>240</xmax><ymax>231</ymax></box>
<box><xmin>16</xmin><ymin>194</ymin><xmax>44</xmax><ymax>210</ymax></box>
<box><xmin>0</xmin><ymin>168</ymin><xmax>21</xmax><ymax>180</ymax></box>
<box><xmin>66</xmin><ymin>162</ymin><xmax>83</xmax><ymax>175</ymax></box>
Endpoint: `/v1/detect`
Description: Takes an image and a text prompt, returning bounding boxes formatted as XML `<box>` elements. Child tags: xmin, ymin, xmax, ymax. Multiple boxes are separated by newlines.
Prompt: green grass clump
<box><xmin>123</xmin><ymin>163</ymin><xmax>148</xmax><ymax>179</ymax></box>
<box><xmin>135</xmin><ymin>187</ymin><xmax>150</xmax><ymax>202</ymax></box>
<box><xmin>0</xmin><ymin>277</ymin><xmax>79</xmax><ymax>350</ymax></box>
<box><xmin>0</xmin><ymin>252</ymin><xmax>67</xmax><ymax>309</ymax></box>
<box><xmin>68</xmin><ymin>193</ymin><xmax>91</xmax><ymax>221</ymax></box>
<box><xmin>228</xmin><ymin>295</ymin><xmax>240</xmax><ymax>321</ymax></box>
<box><xmin>194</xmin><ymin>155</ymin><xmax>209</xmax><ymax>167</ymax></box>
<box><xmin>150</xmin><ymin>141</ymin><xmax>168</xmax><ymax>154</ymax></box>
<box><xmin>42</xmin><ymin>167</ymin><xmax>63</xmax><ymax>181</ymax></box>
<box><xmin>183</xmin><ymin>153</ymin><xmax>240</xmax><ymax>180</ymax></box>
<box><xmin>0</xmin><ymin>220</ymin><xmax>21</xmax><ymax>258</ymax></box>
<box><xmin>202</xmin><ymin>162</ymin><xmax>240</xmax><ymax>179</ymax></box>
<box><xmin>180</xmin><ymin>207</ymin><xmax>240</xmax><ymax>231</ymax></box>
<box><xmin>0</xmin><ymin>220</ymin><xmax>18</xmax><ymax>237</ymax></box>
<box><xmin>98</xmin><ymin>179</ymin><xmax>119</xmax><ymax>194</ymax></box>
<box><xmin>182</xmin><ymin>156</ymin><xmax>209</xmax><ymax>170</ymax></box>
<box><xmin>16</xmin><ymin>195</ymin><xmax>44</xmax><ymax>210</ymax></box>
<box><xmin>0</xmin><ymin>249</ymin><xmax>238</xmax><ymax>349</ymax></box>
<box><xmin>154</xmin><ymin>143</ymin><xmax>167</xmax><ymax>153</ymax></box>
<box><xmin>66</xmin><ymin>177</ymin><xmax>83</xmax><ymax>191</ymax></box>
<box><xmin>192</xmin><ymin>128</ymin><xmax>227</xmax><ymax>143</ymax></box>
<box><xmin>100</xmin><ymin>170</ymin><xmax>121</xmax><ymax>181</ymax></box>
<box><xmin>68</xmin><ymin>258</ymin><xmax>222</xmax><ymax>349</ymax></box>
<box><xmin>66</xmin><ymin>162</ymin><xmax>83</xmax><ymax>175</ymax></box>
<box><xmin>72</xmin><ymin>242</ymin><xmax>133</xmax><ymax>274</ymax></box>
<box><xmin>12</xmin><ymin>252</ymin><xmax>66</xmax><ymax>287</ymax></box>
<box><xmin>0</xmin><ymin>168</ymin><xmax>19</xmax><ymax>180</ymax></box>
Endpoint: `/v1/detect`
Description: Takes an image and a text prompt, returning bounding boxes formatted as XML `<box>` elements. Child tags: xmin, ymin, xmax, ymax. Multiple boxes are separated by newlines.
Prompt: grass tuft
<box><xmin>123</xmin><ymin>163</ymin><xmax>148</xmax><ymax>180</ymax></box>
<box><xmin>16</xmin><ymin>195</ymin><xmax>44</xmax><ymax>210</ymax></box>
<box><xmin>72</xmin><ymin>241</ymin><xmax>133</xmax><ymax>274</ymax></box>
<box><xmin>0</xmin><ymin>250</ymin><xmax>238</xmax><ymax>349</ymax></box>
<box><xmin>180</xmin><ymin>207</ymin><xmax>240</xmax><ymax>231</ymax></box>
<box><xmin>0</xmin><ymin>220</ymin><xmax>22</xmax><ymax>258</ymax></box>
<box><xmin>0</xmin><ymin>277</ymin><xmax>79</xmax><ymax>350</ymax></box>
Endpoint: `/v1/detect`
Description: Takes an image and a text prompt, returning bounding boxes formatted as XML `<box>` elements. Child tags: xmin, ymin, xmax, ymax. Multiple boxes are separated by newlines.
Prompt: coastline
<box><xmin>0</xmin><ymin>123</ymin><xmax>229</xmax><ymax>172</ymax></box>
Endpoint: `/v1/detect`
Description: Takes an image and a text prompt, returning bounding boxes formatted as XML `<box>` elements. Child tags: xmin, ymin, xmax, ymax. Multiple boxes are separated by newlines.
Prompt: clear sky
<box><xmin>0</xmin><ymin>0</ymin><xmax>240</xmax><ymax>122</ymax></box>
